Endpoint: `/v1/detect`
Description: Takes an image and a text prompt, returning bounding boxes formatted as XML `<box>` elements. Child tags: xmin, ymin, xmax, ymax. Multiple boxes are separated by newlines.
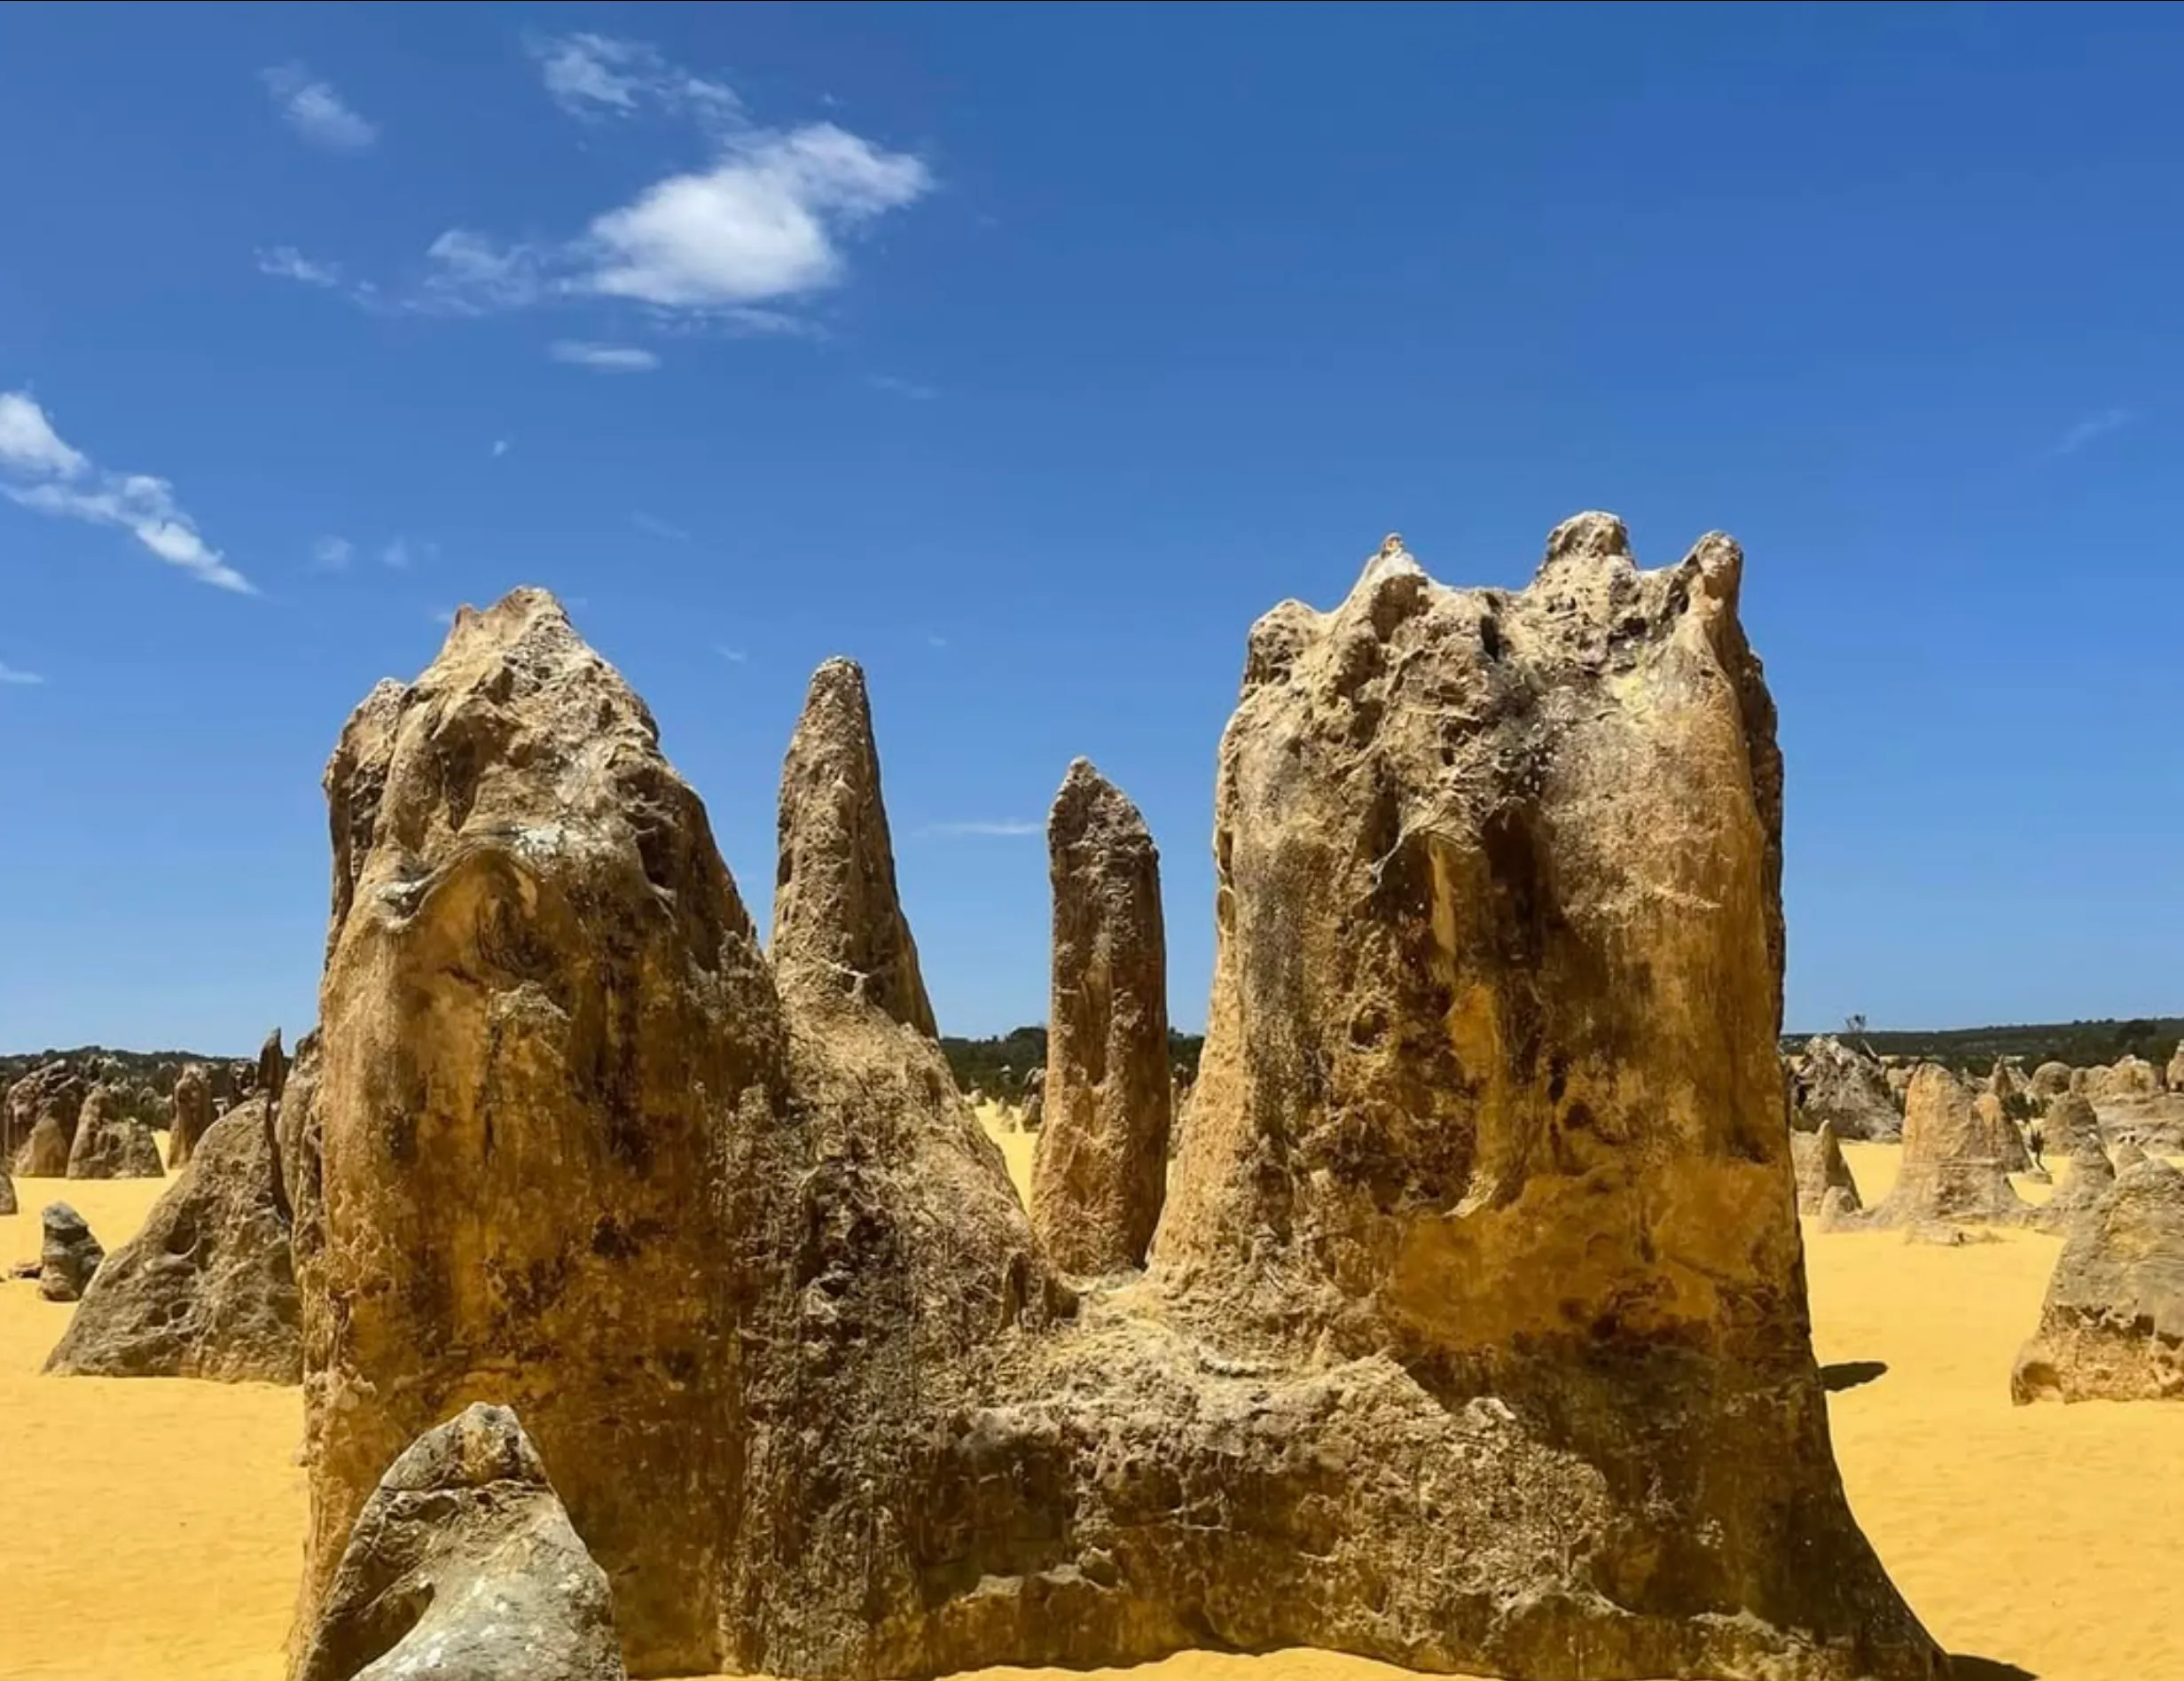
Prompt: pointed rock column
<box><xmin>770</xmin><ymin>658</ymin><xmax>938</xmax><ymax>1034</ymax></box>
<box><xmin>1032</xmin><ymin>759</ymin><xmax>1173</xmax><ymax>1274</ymax></box>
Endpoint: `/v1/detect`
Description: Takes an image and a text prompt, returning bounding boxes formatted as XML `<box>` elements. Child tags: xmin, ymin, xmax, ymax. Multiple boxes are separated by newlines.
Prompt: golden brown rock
<box><xmin>1799</xmin><ymin>1035</ymin><xmax>1902</xmax><ymax>1140</ymax></box>
<box><xmin>1792</xmin><ymin>1118</ymin><xmax>1862</xmax><ymax>1216</ymax></box>
<box><xmin>2041</xmin><ymin>1091</ymin><xmax>2103</xmax><ymax>1159</ymax></box>
<box><xmin>1866</xmin><ymin>1063</ymin><xmax>2029</xmax><ymax>1227</ymax></box>
<box><xmin>7</xmin><ymin>1061</ymin><xmax>86</xmax><ymax>1177</ymax></box>
<box><xmin>1031</xmin><ymin>758</ymin><xmax>1173</xmax><ymax>1274</ymax></box>
<box><xmin>769</xmin><ymin>657</ymin><xmax>936</xmax><ymax>1036</ymax></box>
<box><xmin>65</xmin><ymin>1083</ymin><xmax>164</xmax><ymax>1179</ymax></box>
<box><xmin>169</xmin><ymin>1062</ymin><xmax>215</xmax><ymax>1169</ymax></box>
<box><xmin>294</xmin><ymin>588</ymin><xmax>789</xmax><ymax>1676</ymax></box>
<box><xmin>2031</xmin><ymin>1059</ymin><xmax>2073</xmax><ymax>1100</ymax></box>
<box><xmin>46</xmin><ymin>1095</ymin><xmax>300</xmax><ymax>1382</ymax></box>
<box><xmin>2031</xmin><ymin>1139</ymin><xmax>2117</xmax><ymax>1237</ymax></box>
<box><xmin>2013</xmin><ymin>1158</ymin><xmax>2184</xmax><ymax>1403</ymax></box>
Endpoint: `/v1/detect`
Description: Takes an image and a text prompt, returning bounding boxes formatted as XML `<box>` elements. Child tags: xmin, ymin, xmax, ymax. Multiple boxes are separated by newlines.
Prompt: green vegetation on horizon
<box><xmin>941</xmin><ymin>1028</ymin><xmax>1205</xmax><ymax>1094</ymax></box>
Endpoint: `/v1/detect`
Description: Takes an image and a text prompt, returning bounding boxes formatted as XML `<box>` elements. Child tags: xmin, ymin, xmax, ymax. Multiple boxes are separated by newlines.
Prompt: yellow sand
<box><xmin>4</xmin><ymin>1138</ymin><xmax>2181</xmax><ymax>1680</ymax></box>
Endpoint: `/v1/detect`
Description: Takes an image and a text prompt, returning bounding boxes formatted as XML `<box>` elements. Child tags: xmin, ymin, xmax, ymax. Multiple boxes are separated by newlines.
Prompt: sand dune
<box><xmin>3</xmin><ymin>1137</ymin><xmax>2180</xmax><ymax>1680</ymax></box>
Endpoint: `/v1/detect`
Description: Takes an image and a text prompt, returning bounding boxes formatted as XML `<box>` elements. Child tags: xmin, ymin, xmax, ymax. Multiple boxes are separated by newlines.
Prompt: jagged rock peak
<box><xmin>770</xmin><ymin>654</ymin><xmax>937</xmax><ymax>1036</ymax></box>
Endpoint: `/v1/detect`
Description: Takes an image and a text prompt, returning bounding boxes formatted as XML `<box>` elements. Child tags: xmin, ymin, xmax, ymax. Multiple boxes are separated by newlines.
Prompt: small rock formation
<box><xmin>2168</xmin><ymin>1040</ymin><xmax>2184</xmax><ymax>1093</ymax></box>
<box><xmin>294</xmin><ymin>563</ymin><xmax>1941</xmax><ymax>1681</ymax></box>
<box><xmin>0</xmin><ymin>1166</ymin><xmax>15</xmax><ymax>1216</ymax></box>
<box><xmin>1031</xmin><ymin>759</ymin><xmax>1174</xmax><ymax>1274</ymax></box>
<box><xmin>7</xmin><ymin>1062</ymin><xmax>87</xmax><ymax>1176</ymax></box>
<box><xmin>169</xmin><ymin>1061</ymin><xmax>215</xmax><ymax>1169</ymax></box>
<box><xmin>768</xmin><ymin>657</ymin><xmax>938</xmax><ymax>1036</ymax></box>
<box><xmin>2013</xmin><ymin>1158</ymin><xmax>2184</xmax><ymax>1403</ymax></box>
<box><xmin>2092</xmin><ymin>1056</ymin><xmax>2163</xmax><ymax>1103</ymax></box>
<box><xmin>1972</xmin><ymin>1091</ymin><xmax>2033</xmax><ymax>1172</ymax></box>
<box><xmin>1797</xmin><ymin>1034</ymin><xmax>1902</xmax><ymax>1139</ymax></box>
<box><xmin>2042</xmin><ymin>1091</ymin><xmax>2103</xmax><ymax>1158</ymax></box>
<box><xmin>1865</xmin><ymin>1062</ymin><xmax>2028</xmax><ymax>1227</ymax></box>
<box><xmin>2113</xmin><ymin>1139</ymin><xmax>2151</xmax><ymax>1172</ymax></box>
<box><xmin>65</xmin><ymin>1083</ymin><xmax>165</xmax><ymax>1179</ymax></box>
<box><xmin>2031</xmin><ymin>1060</ymin><xmax>2074</xmax><ymax>1100</ymax></box>
<box><xmin>39</xmin><ymin>1201</ymin><xmax>104</xmax><ymax>1301</ymax></box>
<box><xmin>1791</xmin><ymin>1118</ymin><xmax>1862</xmax><ymax>1216</ymax></box>
<box><xmin>294</xmin><ymin>1403</ymin><xmax>627</xmax><ymax>1681</ymax></box>
<box><xmin>2032</xmin><ymin>1141</ymin><xmax>2117</xmax><ymax>1237</ymax></box>
<box><xmin>45</xmin><ymin>1095</ymin><xmax>301</xmax><ymax>1382</ymax></box>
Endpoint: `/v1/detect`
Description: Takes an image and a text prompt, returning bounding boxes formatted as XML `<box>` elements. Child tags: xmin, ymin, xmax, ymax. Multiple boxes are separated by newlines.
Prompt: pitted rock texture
<box><xmin>296</xmin><ymin>589</ymin><xmax>789</xmax><ymax>1676</ymax></box>
<box><xmin>1792</xmin><ymin>1119</ymin><xmax>1862</xmax><ymax>1216</ymax></box>
<box><xmin>1797</xmin><ymin>1035</ymin><xmax>1902</xmax><ymax>1140</ymax></box>
<box><xmin>1031</xmin><ymin>759</ymin><xmax>1173</xmax><ymax>1274</ymax></box>
<box><xmin>769</xmin><ymin>657</ymin><xmax>937</xmax><ymax>1036</ymax></box>
<box><xmin>2013</xmin><ymin>1158</ymin><xmax>2184</xmax><ymax>1403</ymax></box>
<box><xmin>7</xmin><ymin>1062</ymin><xmax>87</xmax><ymax>1177</ymax></box>
<box><xmin>65</xmin><ymin>1083</ymin><xmax>165</xmax><ymax>1179</ymax></box>
<box><xmin>47</xmin><ymin>1095</ymin><xmax>301</xmax><ymax>1382</ymax></box>
<box><xmin>296</xmin><ymin>564</ymin><xmax>1940</xmax><ymax>1681</ymax></box>
<box><xmin>1866</xmin><ymin>1063</ymin><xmax>2029</xmax><ymax>1228</ymax></box>
<box><xmin>295</xmin><ymin>1403</ymin><xmax>627</xmax><ymax>1681</ymax></box>
<box><xmin>2032</xmin><ymin>1142</ymin><xmax>2117</xmax><ymax>1237</ymax></box>
<box><xmin>39</xmin><ymin>1201</ymin><xmax>104</xmax><ymax>1302</ymax></box>
<box><xmin>2041</xmin><ymin>1091</ymin><xmax>2103</xmax><ymax>1160</ymax></box>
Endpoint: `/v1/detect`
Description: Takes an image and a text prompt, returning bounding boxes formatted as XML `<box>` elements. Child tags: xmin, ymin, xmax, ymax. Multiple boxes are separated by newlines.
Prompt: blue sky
<box><xmin>3</xmin><ymin>3</ymin><xmax>2180</xmax><ymax>1054</ymax></box>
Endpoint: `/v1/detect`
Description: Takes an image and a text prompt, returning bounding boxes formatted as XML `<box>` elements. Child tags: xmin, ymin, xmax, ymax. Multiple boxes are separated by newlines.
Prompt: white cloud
<box><xmin>2049</xmin><ymin>408</ymin><xmax>2133</xmax><ymax>458</ymax></box>
<box><xmin>261</xmin><ymin>63</ymin><xmax>379</xmax><ymax>152</ymax></box>
<box><xmin>716</xmin><ymin>645</ymin><xmax>748</xmax><ymax>663</ymax></box>
<box><xmin>584</xmin><ymin>125</ymin><xmax>930</xmax><ymax>309</ymax></box>
<box><xmin>380</xmin><ymin>537</ymin><xmax>435</xmax><ymax>570</ymax></box>
<box><xmin>529</xmin><ymin>33</ymin><xmax>738</xmax><ymax>126</ymax></box>
<box><xmin>0</xmin><ymin>391</ymin><xmax>91</xmax><ymax>477</ymax></box>
<box><xmin>631</xmin><ymin>512</ymin><xmax>690</xmax><ymax>541</ymax></box>
<box><xmin>312</xmin><ymin>535</ymin><xmax>354</xmax><ymax>571</ymax></box>
<box><xmin>927</xmin><ymin>633</ymin><xmax>949</xmax><ymax>650</ymax></box>
<box><xmin>430</xmin><ymin>606</ymin><xmax>458</xmax><ymax>627</ymax></box>
<box><xmin>867</xmin><ymin>374</ymin><xmax>937</xmax><ymax>401</ymax></box>
<box><xmin>550</xmin><ymin>340</ymin><xmax>661</xmax><ymax>371</ymax></box>
<box><xmin>0</xmin><ymin>661</ymin><xmax>43</xmax><ymax>686</ymax></box>
<box><xmin>923</xmin><ymin>820</ymin><xmax>1041</xmax><ymax>838</ymax></box>
<box><xmin>491</xmin><ymin>439</ymin><xmax>511</xmax><ymax>457</ymax></box>
<box><xmin>0</xmin><ymin>392</ymin><xmax>251</xmax><ymax>593</ymax></box>
<box><xmin>420</xmin><ymin>231</ymin><xmax>551</xmax><ymax>315</ymax></box>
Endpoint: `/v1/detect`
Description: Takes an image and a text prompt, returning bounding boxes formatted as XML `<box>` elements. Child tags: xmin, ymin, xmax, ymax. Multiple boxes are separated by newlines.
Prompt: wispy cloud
<box><xmin>927</xmin><ymin>633</ymin><xmax>950</xmax><ymax>650</ymax></box>
<box><xmin>2048</xmin><ymin>408</ymin><xmax>2133</xmax><ymax>458</ymax></box>
<box><xmin>923</xmin><ymin>820</ymin><xmax>1041</xmax><ymax>838</ymax></box>
<box><xmin>491</xmin><ymin>438</ymin><xmax>511</xmax><ymax>458</ymax></box>
<box><xmin>0</xmin><ymin>661</ymin><xmax>43</xmax><ymax>686</ymax></box>
<box><xmin>551</xmin><ymin>340</ymin><xmax>661</xmax><ymax>372</ymax></box>
<box><xmin>261</xmin><ymin>63</ymin><xmax>378</xmax><ymax>152</ymax></box>
<box><xmin>529</xmin><ymin>33</ymin><xmax>739</xmax><ymax>127</ymax></box>
<box><xmin>262</xmin><ymin>37</ymin><xmax>929</xmax><ymax>336</ymax></box>
<box><xmin>429</xmin><ymin>606</ymin><xmax>458</xmax><ymax>628</ymax></box>
<box><xmin>867</xmin><ymin>374</ymin><xmax>937</xmax><ymax>401</ymax></box>
<box><xmin>0</xmin><ymin>390</ymin><xmax>251</xmax><ymax>592</ymax></box>
<box><xmin>380</xmin><ymin>537</ymin><xmax>436</xmax><ymax>570</ymax></box>
<box><xmin>716</xmin><ymin>645</ymin><xmax>748</xmax><ymax>664</ymax></box>
<box><xmin>311</xmin><ymin>535</ymin><xmax>353</xmax><ymax>571</ymax></box>
<box><xmin>631</xmin><ymin>512</ymin><xmax>690</xmax><ymax>542</ymax></box>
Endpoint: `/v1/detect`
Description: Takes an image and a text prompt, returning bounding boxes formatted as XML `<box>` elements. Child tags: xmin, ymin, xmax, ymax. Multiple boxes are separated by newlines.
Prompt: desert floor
<box><xmin>3</xmin><ymin>1137</ymin><xmax>2180</xmax><ymax>1681</ymax></box>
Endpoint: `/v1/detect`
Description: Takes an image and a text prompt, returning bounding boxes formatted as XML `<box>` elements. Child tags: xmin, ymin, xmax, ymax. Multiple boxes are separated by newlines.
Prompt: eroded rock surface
<box><xmin>2042</xmin><ymin>1091</ymin><xmax>2103</xmax><ymax>1159</ymax></box>
<box><xmin>1792</xmin><ymin>1119</ymin><xmax>1862</xmax><ymax>1216</ymax></box>
<box><xmin>2031</xmin><ymin>1060</ymin><xmax>2074</xmax><ymax>1100</ymax></box>
<box><xmin>8</xmin><ymin>1062</ymin><xmax>86</xmax><ymax>1177</ymax></box>
<box><xmin>169</xmin><ymin>1062</ymin><xmax>215</xmax><ymax>1169</ymax></box>
<box><xmin>1866</xmin><ymin>1063</ymin><xmax>2028</xmax><ymax>1227</ymax></box>
<box><xmin>295</xmin><ymin>1403</ymin><xmax>627</xmax><ymax>1681</ymax></box>
<box><xmin>2032</xmin><ymin>1141</ymin><xmax>2117</xmax><ymax>1237</ymax></box>
<box><xmin>1031</xmin><ymin>759</ymin><xmax>1173</xmax><ymax>1274</ymax></box>
<box><xmin>295</xmin><ymin>561</ymin><xmax>1940</xmax><ymax>1681</ymax></box>
<box><xmin>1797</xmin><ymin>1035</ymin><xmax>1901</xmax><ymax>1140</ymax></box>
<box><xmin>65</xmin><ymin>1083</ymin><xmax>164</xmax><ymax>1179</ymax></box>
<box><xmin>46</xmin><ymin>1096</ymin><xmax>300</xmax><ymax>1382</ymax></box>
<box><xmin>39</xmin><ymin>1201</ymin><xmax>103</xmax><ymax>1301</ymax></box>
<box><xmin>769</xmin><ymin>657</ymin><xmax>936</xmax><ymax>1036</ymax></box>
<box><xmin>0</xmin><ymin>1167</ymin><xmax>15</xmax><ymax>1216</ymax></box>
<box><xmin>2013</xmin><ymin>1159</ymin><xmax>2184</xmax><ymax>1403</ymax></box>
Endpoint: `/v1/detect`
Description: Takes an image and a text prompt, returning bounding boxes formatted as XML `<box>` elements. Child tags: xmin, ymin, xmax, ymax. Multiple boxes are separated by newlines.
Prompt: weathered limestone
<box><xmin>0</xmin><ymin>1167</ymin><xmax>14</xmax><ymax>1216</ymax></box>
<box><xmin>1973</xmin><ymin>1091</ymin><xmax>2032</xmax><ymax>1173</ymax></box>
<box><xmin>295</xmin><ymin>559</ymin><xmax>1941</xmax><ymax>1681</ymax></box>
<box><xmin>769</xmin><ymin>657</ymin><xmax>937</xmax><ymax>1036</ymax></box>
<box><xmin>1792</xmin><ymin>1119</ymin><xmax>1862</xmax><ymax>1216</ymax></box>
<box><xmin>46</xmin><ymin>1096</ymin><xmax>301</xmax><ymax>1382</ymax></box>
<box><xmin>2092</xmin><ymin>1056</ymin><xmax>2162</xmax><ymax>1103</ymax></box>
<box><xmin>2013</xmin><ymin>1159</ymin><xmax>2184</xmax><ymax>1403</ymax></box>
<box><xmin>169</xmin><ymin>1062</ymin><xmax>215</xmax><ymax>1169</ymax></box>
<box><xmin>1031</xmin><ymin>759</ymin><xmax>1174</xmax><ymax>1274</ymax></box>
<box><xmin>297</xmin><ymin>590</ymin><xmax>789</xmax><ymax>1675</ymax></box>
<box><xmin>2168</xmin><ymin>1040</ymin><xmax>2184</xmax><ymax>1093</ymax></box>
<box><xmin>2032</xmin><ymin>1142</ymin><xmax>2117</xmax><ymax>1237</ymax></box>
<box><xmin>65</xmin><ymin>1083</ymin><xmax>165</xmax><ymax>1179</ymax></box>
<box><xmin>39</xmin><ymin>1201</ymin><xmax>104</xmax><ymax>1301</ymax></box>
<box><xmin>2031</xmin><ymin>1060</ymin><xmax>2074</xmax><ymax>1100</ymax></box>
<box><xmin>2042</xmin><ymin>1091</ymin><xmax>2103</xmax><ymax>1159</ymax></box>
<box><xmin>1149</xmin><ymin>521</ymin><xmax>1937</xmax><ymax>1677</ymax></box>
<box><xmin>1866</xmin><ymin>1063</ymin><xmax>2028</xmax><ymax>1227</ymax></box>
<box><xmin>7</xmin><ymin>1062</ymin><xmax>86</xmax><ymax>1176</ymax></box>
<box><xmin>1797</xmin><ymin>1035</ymin><xmax>1901</xmax><ymax>1139</ymax></box>
<box><xmin>295</xmin><ymin>1403</ymin><xmax>627</xmax><ymax>1681</ymax></box>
